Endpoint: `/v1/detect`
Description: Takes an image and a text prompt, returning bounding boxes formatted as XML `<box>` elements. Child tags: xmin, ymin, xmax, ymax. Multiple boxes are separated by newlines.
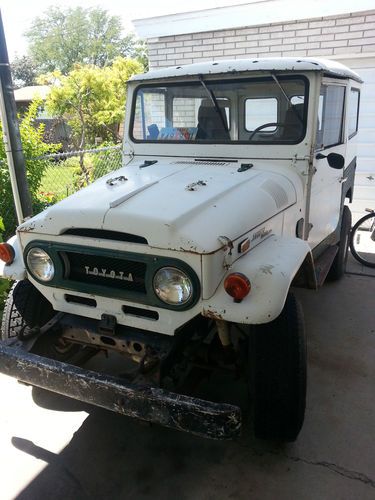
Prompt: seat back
<box><xmin>196</xmin><ymin>100</ymin><xmax>230</xmax><ymax>140</ymax></box>
<box><xmin>282</xmin><ymin>103</ymin><xmax>304</xmax><ymax>140</ymax></box>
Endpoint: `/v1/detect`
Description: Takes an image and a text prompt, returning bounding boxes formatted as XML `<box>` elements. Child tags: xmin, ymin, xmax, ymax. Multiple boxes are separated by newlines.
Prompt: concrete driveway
<box><xmin>0</xmin><ymin>270</ymin><xmax>374</xmax><ymax>500</ymax></box>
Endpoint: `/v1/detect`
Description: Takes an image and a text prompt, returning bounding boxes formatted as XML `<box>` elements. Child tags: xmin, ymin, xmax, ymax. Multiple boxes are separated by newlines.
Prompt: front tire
<box><xmin>250</xmin><ymin>292</ymin><xmax>306</xmax><ymax>441</ymax></box>
<box><xmin>1</xmin><ymin>280</ymin><xmax>55</xmax><ymax>340</ymax></box>
<box><xmin>1</xmin><ymin>280</ymin><xmax>81</xmax><ymax>362</ymax></box>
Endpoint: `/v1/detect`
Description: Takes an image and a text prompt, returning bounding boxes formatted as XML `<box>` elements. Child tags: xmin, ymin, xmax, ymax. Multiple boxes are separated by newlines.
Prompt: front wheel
<box><xmin>249</xmin><ymin>292</ymin><xmax>306</xmax><ymax>441</ymax></box>
<box><xmin>349</xmin><ymin>211</ymin><xmax>375</xmax><ymax>268</ymax></box>
<box><xmin>1</xmin><ymin>280</ymin><xmax>92</xmax><ymax>363</ymax></box>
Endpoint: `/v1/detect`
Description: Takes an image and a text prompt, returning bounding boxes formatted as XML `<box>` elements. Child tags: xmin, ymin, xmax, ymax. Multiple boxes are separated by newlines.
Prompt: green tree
<box><xmin>11</xmin><ymin>55</ymin><xmax>38</xmax><ymax>88</ymax></box>
<box><xmin>44</xmin><ymin>57</ymin><xmax>143</xmax><ymax>151</ymax></box>
<box><xmin>0</xmin><ymin>98</ymin><xmax>60</xmax><ymax>234</ymax></box>
<box><xmin>25</xmin><ymin>6</ymin><xmax>147</xmax><ymax>74</ymax></box>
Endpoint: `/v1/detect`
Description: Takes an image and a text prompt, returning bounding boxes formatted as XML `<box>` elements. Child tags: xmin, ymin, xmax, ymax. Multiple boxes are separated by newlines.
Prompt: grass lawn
<box><xmin>40</xmin><ymin>165</ymin><xmax>77</xmax><ymax>199</ymax></box>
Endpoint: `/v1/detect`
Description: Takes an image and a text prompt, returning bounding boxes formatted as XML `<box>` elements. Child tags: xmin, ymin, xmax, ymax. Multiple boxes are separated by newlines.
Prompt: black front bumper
<box><xmin>0</xmin><ymin>343</ymin><xmax>241</xmax><ymax>439</ymax></box>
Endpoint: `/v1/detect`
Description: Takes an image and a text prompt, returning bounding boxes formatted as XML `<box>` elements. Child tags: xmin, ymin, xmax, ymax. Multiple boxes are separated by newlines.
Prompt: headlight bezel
<box><xmin>26</xmin><ymin>247</ymin><xmax>55</xmax><ymax>282</ymax></box>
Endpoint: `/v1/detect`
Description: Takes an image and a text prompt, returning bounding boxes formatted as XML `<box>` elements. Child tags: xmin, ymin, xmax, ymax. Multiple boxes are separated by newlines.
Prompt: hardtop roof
<box><xmin>130</xmin><ymin>57</ymin><xmax>362</xmax><ymax>83</ymax></box>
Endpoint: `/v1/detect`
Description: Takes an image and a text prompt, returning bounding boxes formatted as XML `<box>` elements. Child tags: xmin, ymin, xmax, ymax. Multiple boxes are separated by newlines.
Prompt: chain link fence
<box><xmin>0</xmin><ymin>146</ymin><xmax>122</xmax><ymax>239</ymax></box>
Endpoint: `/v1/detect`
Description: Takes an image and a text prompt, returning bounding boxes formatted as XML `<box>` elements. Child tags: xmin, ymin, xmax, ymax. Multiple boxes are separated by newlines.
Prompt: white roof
<box><xmin>130</xmin><ymin>57</ymin><xmax>362</xmax><ymax>83</ymax></box>
<box><xmin>13</xmin><ymin>85</ymin><xmax>50</xmax><ymax>102</ymax></box>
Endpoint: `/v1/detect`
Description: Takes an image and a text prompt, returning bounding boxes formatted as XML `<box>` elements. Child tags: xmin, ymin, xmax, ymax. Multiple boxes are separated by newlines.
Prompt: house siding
<box><xmin>148</xmin><ymin>11</ymin><xmax>375</xmax><ymax>69</ymax></box>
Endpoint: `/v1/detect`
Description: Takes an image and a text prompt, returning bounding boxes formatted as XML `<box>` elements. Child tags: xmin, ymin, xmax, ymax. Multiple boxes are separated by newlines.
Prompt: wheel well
<box><xmin>291</xmin><ymin>253</ymin><xmax>317</xmax><ymax>289</ymax></box>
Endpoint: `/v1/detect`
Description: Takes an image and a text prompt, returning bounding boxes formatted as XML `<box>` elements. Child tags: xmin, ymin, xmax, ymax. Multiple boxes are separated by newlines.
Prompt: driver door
<box><xmin>308</xmin><ymin>82</ymin><xmax>347</xmax><ymax>250</ymax></box>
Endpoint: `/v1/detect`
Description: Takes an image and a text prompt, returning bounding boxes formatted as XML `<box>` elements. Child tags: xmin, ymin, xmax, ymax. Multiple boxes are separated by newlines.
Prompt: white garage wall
<box><xmin>146</xmin><ymin>11</ymin><xmax>375</xmax><ymax>68</ymax></box>
<box><xmin>339</xmin><ymin>59</ymin><xmax>375</xmax><ymax>222</ymax></box>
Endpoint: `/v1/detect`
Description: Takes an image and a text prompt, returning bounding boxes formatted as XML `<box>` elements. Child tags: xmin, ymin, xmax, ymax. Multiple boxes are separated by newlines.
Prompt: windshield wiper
<box><xmin>271</xmin><ymin>73</ymin><xmax>303</xmax><ymax>124</ymax></box>
<box><xmin>198</xmin><ymin>74</ymin><xmax>229</xmax><ymax>133</ymax></box>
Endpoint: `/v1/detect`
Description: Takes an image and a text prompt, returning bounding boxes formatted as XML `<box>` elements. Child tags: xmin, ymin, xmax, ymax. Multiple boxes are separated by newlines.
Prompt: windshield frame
<box><xmin>129</xmin><ymin>74</ymin><xmax>310</xmax><ymax>146</ymax></box>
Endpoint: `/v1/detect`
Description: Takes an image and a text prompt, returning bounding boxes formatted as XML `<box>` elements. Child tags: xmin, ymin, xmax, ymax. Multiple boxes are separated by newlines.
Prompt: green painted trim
<box><xmin>24</xmin><ymin>241</ymin><xmax>201</xmax><ymax>311</ymax></box>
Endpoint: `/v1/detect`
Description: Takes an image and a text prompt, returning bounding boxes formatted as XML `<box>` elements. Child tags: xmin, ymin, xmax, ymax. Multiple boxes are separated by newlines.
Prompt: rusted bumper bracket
<box><xmin>0</xmin><ymin>344</ymin><xmax>241</xmax><ymax>440</ymax></box>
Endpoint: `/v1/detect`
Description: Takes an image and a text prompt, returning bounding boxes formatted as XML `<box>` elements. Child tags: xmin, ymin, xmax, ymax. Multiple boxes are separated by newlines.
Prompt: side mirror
<box><xmin>316</xmin><ymin>152</ymin><xmax>345</xmax><ymax>169</ymax></box>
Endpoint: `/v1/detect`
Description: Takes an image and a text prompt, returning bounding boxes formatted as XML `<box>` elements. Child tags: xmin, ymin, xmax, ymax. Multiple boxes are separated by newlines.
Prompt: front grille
<box><xmin>63</xmin><ymin>252</ymin><xmax>147</xmax><ymax>293</ymax></box>
<box><xmin>25</xmin><ymin>241</ymin><xmax>200</xmax><ymax>310</ymax></box>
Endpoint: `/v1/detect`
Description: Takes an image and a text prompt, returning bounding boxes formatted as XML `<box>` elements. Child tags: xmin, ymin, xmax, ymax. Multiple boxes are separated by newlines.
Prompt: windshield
<box><xmin>131</xmin><ymin>76</ymin><xmax>308</xmax><ymax>144</ymax></box>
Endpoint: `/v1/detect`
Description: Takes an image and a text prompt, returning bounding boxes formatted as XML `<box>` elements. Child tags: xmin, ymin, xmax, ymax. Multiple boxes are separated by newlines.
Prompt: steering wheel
<box><xmin>248</xmin><ymin>122</ymin><xmax>285</xmax><ymax>141</ymax></box>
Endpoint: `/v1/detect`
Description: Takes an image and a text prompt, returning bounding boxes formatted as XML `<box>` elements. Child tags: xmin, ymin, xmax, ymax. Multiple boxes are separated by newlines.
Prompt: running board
<box><xmin>314</xmin><ymin>246</ymin><xmax>338</xmax><ymax>287</ymax></box>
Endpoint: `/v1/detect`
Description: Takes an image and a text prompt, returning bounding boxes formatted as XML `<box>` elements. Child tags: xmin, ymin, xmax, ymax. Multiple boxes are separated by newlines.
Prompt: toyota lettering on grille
<box><xmin>84</xmin><ymin>266</ymin><xmax>134</xmax><ymax>282</ymax></box>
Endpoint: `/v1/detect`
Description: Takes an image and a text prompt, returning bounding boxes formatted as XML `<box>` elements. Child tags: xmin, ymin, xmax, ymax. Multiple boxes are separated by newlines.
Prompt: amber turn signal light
<box><xmin>0</xmin><ymin>243</ymin><xmax>15</xmax><ymax>264</ymax></box>
<box><xmin>224</xmin><ymin>272</ymin><xmax>251</xmax><ymax>303</ymax></box>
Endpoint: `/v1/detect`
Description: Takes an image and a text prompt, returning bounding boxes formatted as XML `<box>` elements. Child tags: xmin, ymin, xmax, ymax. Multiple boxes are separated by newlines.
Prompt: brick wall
<box><xmin>148</xmin><ymin>11</ymin><xmax>375</xmax><ymax>69</ymax></box>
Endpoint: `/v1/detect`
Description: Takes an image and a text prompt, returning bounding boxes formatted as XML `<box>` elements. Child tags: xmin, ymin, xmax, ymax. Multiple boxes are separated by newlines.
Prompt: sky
<box><xmin>1</xmin><ymin>0</ymin><xmax>253</xmax><ymax>61</ymax></box>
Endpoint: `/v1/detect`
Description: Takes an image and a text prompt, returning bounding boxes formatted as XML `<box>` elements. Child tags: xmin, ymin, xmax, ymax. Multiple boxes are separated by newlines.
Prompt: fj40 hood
<box><xmin>18</xmin><ymin>159</ymin><xmax>297</xmax><ymax>254</ymax></box>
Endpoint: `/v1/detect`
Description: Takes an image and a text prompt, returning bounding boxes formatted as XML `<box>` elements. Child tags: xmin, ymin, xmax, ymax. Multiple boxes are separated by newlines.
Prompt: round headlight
<box><xmin>153</xmin><ymin>267</ymin><xmax>193</xmax><ymax>305</ymax></box>
<box><xmin>27</xmin><ymin>247</ymin><xmax>55</xmax><ymax>282</ymax></box>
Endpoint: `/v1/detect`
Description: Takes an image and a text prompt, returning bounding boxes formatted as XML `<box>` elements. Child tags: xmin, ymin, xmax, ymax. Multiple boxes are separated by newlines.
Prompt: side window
<box><xmin>348</xmin><ymin>88</ymin><xmax>360</xmax><ymax>139</ymax></box>
<box><xmin>245</xmin><ymin>98</ymin><xmax>278</xmax><ymax>132</ymax></box>
<box><xmin>316</xmin><ymin>85</ymin><xmax>345</xmax><ymax>150</ymax></box>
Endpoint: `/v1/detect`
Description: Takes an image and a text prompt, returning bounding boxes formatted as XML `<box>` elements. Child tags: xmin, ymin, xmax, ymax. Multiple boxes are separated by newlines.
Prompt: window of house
<box><xmin>348</xmin><ymin>88</ymin><xmax>360</xmax><ymax>139</ymax></box>
<box><xmin>316</xmin><ymin>85</ymin><xmax>345</xmax><ymax>149</ymax></box>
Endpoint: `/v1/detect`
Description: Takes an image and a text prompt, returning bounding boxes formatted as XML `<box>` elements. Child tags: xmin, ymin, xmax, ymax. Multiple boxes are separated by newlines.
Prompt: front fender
<box><xmin>201</xmin><ymin>236</ymin><xmax>312</xmax><ymax>324</ymax></box>
<box><xmin>0</xmin><ymin>235</ymin><xmax>26</xmax><ymax>280</ymax></box>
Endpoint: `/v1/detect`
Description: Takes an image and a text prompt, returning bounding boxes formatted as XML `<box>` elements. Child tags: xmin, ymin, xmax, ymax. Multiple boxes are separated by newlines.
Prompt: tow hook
<box><xmin>98</xmin><ymin>314</ymin><xmax>117</xmax><ymax>336</ymax></box>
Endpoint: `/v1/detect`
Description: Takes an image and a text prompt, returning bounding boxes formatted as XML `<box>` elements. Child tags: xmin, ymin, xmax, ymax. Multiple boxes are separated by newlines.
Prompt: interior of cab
<box><xmin>131</xmin><ymin>76</ymin><xmax>308</xmax><ymax>144</ymax></box>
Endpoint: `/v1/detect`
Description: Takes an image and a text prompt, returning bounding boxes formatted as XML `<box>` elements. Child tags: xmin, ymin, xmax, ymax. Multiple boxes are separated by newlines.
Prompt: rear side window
<box><xmin>348</xmin><ymin>88</ymin><xmax>360</xmax><ymax>139</ymax></box>
<box><xmin>316</xmin><ymin>85</ymin><xmax>345</xmax><ymax>149</ymax></box>
<box><xmin>245</xmin><ymin>98</ymin><xmax>278</xmax><ymax>132</ymax></box>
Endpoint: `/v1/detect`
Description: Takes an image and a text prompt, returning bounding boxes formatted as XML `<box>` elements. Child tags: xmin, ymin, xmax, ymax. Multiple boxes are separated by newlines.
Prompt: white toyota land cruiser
<box><xmin>0</xmin><ymin>58</ymin><xmax>362</xmax><ymax>441</ymax></box>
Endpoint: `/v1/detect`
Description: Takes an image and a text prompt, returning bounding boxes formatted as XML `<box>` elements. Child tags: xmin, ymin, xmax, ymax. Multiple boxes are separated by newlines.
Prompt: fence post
<box><xmin>0</xmin><ymin>9</ymin><xmax>33</xmax><ymax>224</ymax></box>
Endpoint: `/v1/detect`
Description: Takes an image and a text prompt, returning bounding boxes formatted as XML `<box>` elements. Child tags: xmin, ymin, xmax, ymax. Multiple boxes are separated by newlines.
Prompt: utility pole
<box><xmin>0</xmin><ymin>9</ymin><xmax>32</xmax><ymax>224</ymax></box>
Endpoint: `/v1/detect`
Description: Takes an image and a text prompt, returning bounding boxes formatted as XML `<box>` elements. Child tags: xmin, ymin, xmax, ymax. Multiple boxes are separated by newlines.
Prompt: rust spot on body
<box><xmin>202</xmin><ymin>308</ymin><xmax>224</xmax><ymax>321</ymax></box>
<box><xmin>18</xmin><ymin>223</ymin><xmax>35</xmax><ymax>232</ymax></box>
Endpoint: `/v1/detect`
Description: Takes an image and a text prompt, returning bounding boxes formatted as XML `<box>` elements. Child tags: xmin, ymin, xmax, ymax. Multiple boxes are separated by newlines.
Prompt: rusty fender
<box><xmin>202</xmin><ymin>235</ymin><xmax>312</xmax><ymax>324</ymax></box>
<box><xmin>0</xmin><ymin>343</ymin><xmax>241</xmax><ymax>440</ymax></box>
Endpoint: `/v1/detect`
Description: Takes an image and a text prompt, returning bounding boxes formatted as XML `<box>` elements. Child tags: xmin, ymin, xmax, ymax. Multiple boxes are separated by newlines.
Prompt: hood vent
<box><xmin>261</xmin><ymin>179</ymin><xmax>289</xmax><ymax>209</ymax></box>
<box><xmin>63</xmin><ymin>228</ymin><xmax>148</xmax><ymax>244</ymax></box>
<box><xmin>174</xmin><ymin>160</ymin><xmax>230</xmax><ymax>166</ymax></box>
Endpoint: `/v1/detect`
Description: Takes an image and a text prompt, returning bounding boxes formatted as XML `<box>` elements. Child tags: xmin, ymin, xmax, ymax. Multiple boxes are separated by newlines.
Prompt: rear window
<box><xmin>348</xmin><ymin>88</ymin><xmax>360</xmax><ymax>139</ymax></box>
